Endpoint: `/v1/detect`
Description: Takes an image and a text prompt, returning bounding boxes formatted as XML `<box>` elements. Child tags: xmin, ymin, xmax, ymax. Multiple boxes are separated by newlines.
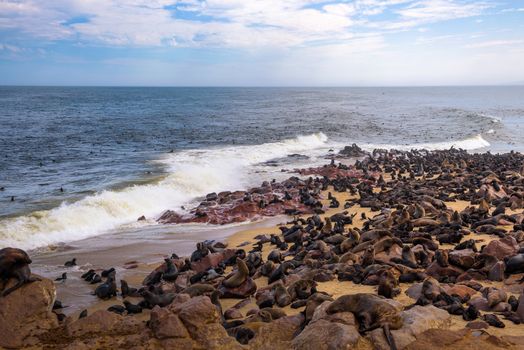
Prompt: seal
<box><xmin>64</xmin><ymin>258</ymin><xmax>77</xmax><ymax>267</ymax></box>
<box><xmin>141</xmin><ymin>290</ymin><xmax>176</xmax><ymax>307</ymax></box>
<box><xmin>95</xmin><ymin>275</ymin><xmax>117</xmax><ymax>299</ymax></box>
<box><xmin>377</xmin><ymin>270</ymin><xmax>400</xmax><ymax>299</ymax></box>
<box><xmin>326</xmin><ymin>293</ymin><xmax>403</xmax><ymax>350</ymax></box>
<box><xmin>505</xmin><ymin>254</ymin><xmax>524</xmax><ymax>274</ymax></box>
<box><xmin>0</xmin><ymin>247</ymin><xmax>40</xmax><ymax>297</ymax></box>
<box><xmin>223</xmin><ymin>259</ymin><xmax>249</xmax><ymax>288</ymax></box>
<box><xmin>120</xmin><ymin>279</ymin><xmax>140</xmax><ymax>297</ymax></box>
<box><xmin>162</xmin><ymin>258</ymin><xmax>179</xmax><ymax>281</ymax></box>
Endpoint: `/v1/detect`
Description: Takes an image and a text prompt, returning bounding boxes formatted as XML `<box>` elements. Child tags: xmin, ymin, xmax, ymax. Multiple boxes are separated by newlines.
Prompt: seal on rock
<box><xmin>0</xmin><ymin>247</ymin><xmax>40</xmax><ymax>297</ymax></box>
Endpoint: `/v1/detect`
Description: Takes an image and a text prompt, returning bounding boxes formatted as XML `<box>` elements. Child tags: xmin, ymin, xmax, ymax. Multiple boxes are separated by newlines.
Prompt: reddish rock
<box><xmin>191</xmin><ymin>249</ymin><xmax>237</xmax><ymax>273</ymax></box>
<box><xmin>250</xmin><ymin>314</ymin><xmax>305</xmax><ymax>349</ymax></box>
<box><xmin>448</xmin><ymin>249</ymin><xmax>476</xmax><ymax>269</ymax></box>
<box><xmin>369</xmin><ymin>305</ymin><xmax>451</xmax><ymax>350</ymax></box>
<box><xmin>149</xmin><ymin>306</ymin><xmax>189</xmax><ymax>339</ymax></box>
<box><xmin>426</xmin><ymin>262</ymin><xmax>463</xmax><ymax>281</ymax></box>
<box><xmin>219</xmin><ymin>277</ymin><xmax>257</xmax><ymax>298</ymax></box>
<box><xmin>443</xmin><ymin>284</ymin><xmax>477</xmax><ymax>299</ymax></box>
<box><xmin>466</xmin><ymin>320</ymin><xmax>489</xmax><ymax>329</ymax></box>
<box><xmin>292</xmin><ymin>319</ymin><xmax>361</xmax><ymax>350</ymax></box>
<box><xmin>0</xmin><ymin>276</ymin><xmax>58</xmax><ymax>348</ymax></box>
<box><xmin>224</xmin><ymin>308</ymin><xmax>243</xmax><ymax>320</ymax></box>
<box><xmin>517</xmin><ymin>293</ymin><xmax>524</xmax><ymax>322</ymax></box>
<box><xmin>483</xmin><ymin>237</ymin><xmax>519</xmax><ymax>260</ymax></box>
<box><xmin>66</xmin><ymin>310</ymin><xmax>142</xmax><ymax>337</ymax></box>
<box><xmin>489</xmin><ymin>261</ymin><xmax>506</xmax><ymax>282</ymax></box>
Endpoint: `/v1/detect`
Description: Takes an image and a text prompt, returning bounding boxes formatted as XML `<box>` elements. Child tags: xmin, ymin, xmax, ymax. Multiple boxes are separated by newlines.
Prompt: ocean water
<box><xmin>0</xmin><ymin>86</ymin><xmax>523</xmax><ymax>250</ymax></box>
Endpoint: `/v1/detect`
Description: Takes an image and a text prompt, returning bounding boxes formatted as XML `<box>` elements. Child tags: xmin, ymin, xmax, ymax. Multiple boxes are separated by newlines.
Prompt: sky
<box><xmin>0</xmin><ymin>0</ymin><xmax>523</xmax><ymax>86</ymax></box>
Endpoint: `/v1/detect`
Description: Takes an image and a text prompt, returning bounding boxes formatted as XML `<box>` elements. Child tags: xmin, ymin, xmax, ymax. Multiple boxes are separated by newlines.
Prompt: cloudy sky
<box><xmin>1</xmin><ymin>0</ymin><xmax>523</xmax><ymax>86</ymax></box>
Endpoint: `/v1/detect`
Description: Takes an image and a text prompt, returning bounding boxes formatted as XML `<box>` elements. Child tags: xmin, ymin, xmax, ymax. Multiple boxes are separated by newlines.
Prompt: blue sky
<box><xmin>0</xmin><ymin>0</ymin><xmax>523</xmax><ymax>86</ymax></box>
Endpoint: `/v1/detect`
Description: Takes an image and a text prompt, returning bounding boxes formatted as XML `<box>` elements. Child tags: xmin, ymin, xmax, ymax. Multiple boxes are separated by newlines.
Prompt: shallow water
<box><xmin>0</xmin><ymin>86</ymin><xmax>523</xmax><ymax>250</ymax></box>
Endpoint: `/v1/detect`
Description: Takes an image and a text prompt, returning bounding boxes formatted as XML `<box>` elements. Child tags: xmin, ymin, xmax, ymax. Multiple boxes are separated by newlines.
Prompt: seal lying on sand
<box><xmin>0</xmin><ymin>247</ymin><xmax>40</xmax><ymax>297</ymax></box>
<box><xmin>327</xmin><ymin>293</ymin><xmax>403</xmax><ymax>350</ymax></box>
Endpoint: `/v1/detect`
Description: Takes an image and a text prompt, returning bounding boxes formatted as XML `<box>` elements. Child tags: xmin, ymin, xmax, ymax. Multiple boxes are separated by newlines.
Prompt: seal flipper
<box><xmin>382</xmin><ymin>323</ymin><xmax>398</xmax><ymax>350</ymax></box>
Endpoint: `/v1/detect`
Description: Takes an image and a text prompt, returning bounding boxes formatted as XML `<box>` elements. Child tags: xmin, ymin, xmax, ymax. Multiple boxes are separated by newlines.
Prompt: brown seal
<box><xmin>0</xmin><ymin>247</ymin><xmax>40</xmax><ymax>297</ymax></box>
<box><xmin>223</xmin><ymin>259</ymin><xmax>249</xmax><ymax>288</ymax></box>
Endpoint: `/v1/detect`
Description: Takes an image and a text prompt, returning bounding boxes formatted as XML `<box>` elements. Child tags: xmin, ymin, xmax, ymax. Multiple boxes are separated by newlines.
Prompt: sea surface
<box><xmin>0</xmin><ymin>86</ymin><xmax>523</xmax><ymax>251</ymax></box>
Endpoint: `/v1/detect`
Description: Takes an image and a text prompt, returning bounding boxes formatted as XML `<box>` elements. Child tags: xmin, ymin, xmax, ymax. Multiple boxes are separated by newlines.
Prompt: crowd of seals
<box><xmin>2</xmin><ymin>145</ymin><xmax>524</xmax><ymax>349</ymax></box>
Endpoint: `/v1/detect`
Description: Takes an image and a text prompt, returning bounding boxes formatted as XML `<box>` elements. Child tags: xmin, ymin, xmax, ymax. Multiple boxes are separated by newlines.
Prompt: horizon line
<box><xmin>1</xmin><ymin>84</ymin><xmax>523</xmax><ymax>88</ymax></box>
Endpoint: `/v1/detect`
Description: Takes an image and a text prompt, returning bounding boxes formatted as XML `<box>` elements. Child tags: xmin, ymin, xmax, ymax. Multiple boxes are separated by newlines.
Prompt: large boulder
<box><xmin>173</xmin><ymin>296</ymin><xmax>243</xmax><ymax>349</ymax></box>
<box><xmin>0</xmin><ymin>276</ymin><xmax>58</xmax><ymax>348</ymax></box>
<box><xmin>483</xmin><ymin>237</ymin><xmax>519</xmax><ymax>260</ymax></box>
<box><xmin>292</xmin><ymin>319</ymin><xmax>361</xmax><ymax>350</ymax></box>
<box><xmin>66</xmin><ymin>310</ymin><xmax>144</xmax><ymax>338</ymax></box>
<box><xmin>191</xmin><ymin>249</ymin><xmax>237</xmax><ymax>273</ymax></box>
<box><xmin>149</xmin><ymin>306</ymin><xmax>190</xmax><ymax>339</ymax></box>
<box><xmin>250</xmin><ymin>314</ymin><xmax>305</xmax><ymax>350</ymax></box>
<box><xmin>369</xmin><ymin>305</ymin><xmax>451</xmax><ymax>350</ymax></box>
<box><xmin>218</xmin><ymin>278</ymin><xmax>257</xmax><ymax>298</ymax></box>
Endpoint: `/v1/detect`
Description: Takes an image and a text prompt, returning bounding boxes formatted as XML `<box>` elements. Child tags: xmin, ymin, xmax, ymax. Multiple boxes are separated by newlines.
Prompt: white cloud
<box><xmin>0</xmin><ymin>0</ymin><xmax>494</xmax><ymax>49</ymax></box>
<box><xmin>466</xmin><ymin>40</ymin><xmax>524</xmax><ymax>49</ymax></box>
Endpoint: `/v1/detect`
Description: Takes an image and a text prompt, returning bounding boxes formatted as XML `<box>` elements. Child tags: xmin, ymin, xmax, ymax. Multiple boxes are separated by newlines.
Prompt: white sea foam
<box><xmin>0</xmin><ymin>133</ymin><xmax>331</xmax><ymax>250</ymax></box>
<box><xmin>0</xmin><ymin>132</ymin><xmax>492</xmax><ymax>250</ymax></box>
<box><xmin>359</xmin><ymin>134</ymin><xmax>490</xmax><ymax>152</ymax></box>
<box><xmin>479</xmin><ymin>113</ymin><xmax>502</xmax><ymax>123</ymax></box>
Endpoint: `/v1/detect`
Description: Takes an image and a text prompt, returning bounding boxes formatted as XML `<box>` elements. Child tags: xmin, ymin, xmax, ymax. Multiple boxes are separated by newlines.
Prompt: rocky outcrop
<box><xmin>369</xmin><ymin>305</ymin><xmax>451</xmax><ymax>350</ymax></box>
<box><xmin>292</xmin><ymin>300</ymin><xmax>361</xmax><ymax>350</ymax></box>
<box><xmin>0</xmin><ymin>276</ymin><xmax>58</xmax><ymax>348</ymax></box>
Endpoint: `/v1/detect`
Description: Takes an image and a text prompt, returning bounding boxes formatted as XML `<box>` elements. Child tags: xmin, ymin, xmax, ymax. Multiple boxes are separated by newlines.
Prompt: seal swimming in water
<box><xmin>326</xmin><ymin>293</ymin><xmax>403</xmax><ymax>350</ymax></box>
<box><xmin>0</xmin><ymin>247</ymin><xmax>40</xmax><ymax>297</ymax></box>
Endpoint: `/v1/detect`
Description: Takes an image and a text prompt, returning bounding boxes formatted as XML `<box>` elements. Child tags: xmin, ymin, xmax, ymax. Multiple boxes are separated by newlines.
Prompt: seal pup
<box><xmin>121</xmin><ymin>280</ymin><xmax>140</xmax><ymax>297</ymax></box>
<box><xmin>123</xmin><ymin>300</ymin><xmax>143</xmax><ymax>314</ymax></box>
<box><xmin>0</xmin><ymin>247</ymin><xmax>40</xmax><ymax>297</ymax></box>
<box><xmin>327</xmin><ymin>293</ymin><xmax>402</xmax><ymax>350</ymax></box>
<box><xmin>95</xmin><ymin>275</ymin><xmax>117</xmax><ymax>299</ymax></box>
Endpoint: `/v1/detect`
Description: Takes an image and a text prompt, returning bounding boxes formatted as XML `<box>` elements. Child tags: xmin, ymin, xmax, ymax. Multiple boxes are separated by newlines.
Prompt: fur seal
<box><xmin>123</xmin><ymin>300</ymin><xmax>142</xmax><ymax>314</ymax></box>
<box><xmin>361</xmin><ymin>246</ymin><xmax>375</xmax><ymax>267</ymax></box>
<box><xmin>55</xmin><ymin>272</ymin><xmax>67</xmax><ymax>281</ymax></box>
<box><xmin>326</xmin><ymin>293</ymin><xmax>402</xmax><ymax>350</ymax></box>
<box><xmin>377</xmin><ymin>270</ymin><xmax>400</xmax><ymax>299</ymax></box>
<box><xmin>223</xmin><ymin>259</ymin><xmax>249</xmax><ymax>288</ymax></box>
<box><xmin>435</xmin><ymin>250</ymin><xmax>449</xmax><ymax>267</ymax></box>
<box><xmin>505</xmin><ymin>254</ymin><xmax>524</xmax><ymax>274</ymax></box>
<box><xmin>0</xmin><ymin>247</ymin><xmax>39</xmax><ymax>297</ymax></box>
<box><xmin>162</xmin><ymin>258</ymin><xmax>179</xmax><ymax>281</ymax></box>
<box><xmin>121</xmin><ymin>280</ymin><xmax>140</xmax><ymax>297</ymax></box>
<box><xmin>95</xmin><ymin>275</ymin><xmax>117</xmax><ymax>299</ymax></box>
<box><xmin>64</xmin><ymin>258</ymin><xmax>77</xmax><ymax>267</ymax></box>
<box><xmin>141</xmin><ymin>290</ymin><xmax>175</xmax><ymax>307</ymax></box>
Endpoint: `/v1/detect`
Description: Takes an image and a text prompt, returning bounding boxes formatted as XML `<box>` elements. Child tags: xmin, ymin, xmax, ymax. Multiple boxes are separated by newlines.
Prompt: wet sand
<box><xmin>31</xmin><ymin>217</ymin><xmax>285</xmax><ymax>314</ymax></box>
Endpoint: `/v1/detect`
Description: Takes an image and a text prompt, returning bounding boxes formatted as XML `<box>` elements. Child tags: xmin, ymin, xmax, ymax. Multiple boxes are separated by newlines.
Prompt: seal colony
<box><xmin>2</xmin><ymin>144</ymin><xmax>524</xmax><ymax>349</ymax></box>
